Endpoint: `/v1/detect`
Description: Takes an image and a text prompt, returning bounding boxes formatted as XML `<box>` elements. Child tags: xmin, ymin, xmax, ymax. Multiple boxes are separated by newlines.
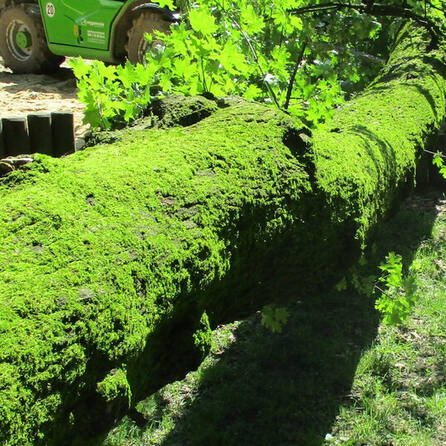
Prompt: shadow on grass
<box><xmin>100</xmin><ymin>189</ymin><xmax>441</xmax><ymax>446</ymax></box>
<box><xmin>158</xmin><ymin>291</ymin><xmax>379</xmax><ymax>446</ymax></box>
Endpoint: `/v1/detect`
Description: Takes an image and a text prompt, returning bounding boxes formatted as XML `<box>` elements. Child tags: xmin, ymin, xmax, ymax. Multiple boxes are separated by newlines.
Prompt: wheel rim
<box><xmin>137</xmin><ymin>36</ymin><xmax>148</xmax><ymax>64</ymax></box>
<box><xmin>137</xmin><ymin>36</ymin><xmax>165</xmax><ymax>65</ymax></box>
<box><xmin>6</xmin><ymin>20</ymin><xmax>33</xmax><ymax>61</ymax></box>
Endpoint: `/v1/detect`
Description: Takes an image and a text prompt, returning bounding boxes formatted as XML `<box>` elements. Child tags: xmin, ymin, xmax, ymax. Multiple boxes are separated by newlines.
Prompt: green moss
<box><xmin>312</xmin><ymin>25</ymin><xmax>446</xmax><ymax>248</ymax></box>
<box><xmin>193</xmin><ymin>311</ymin><xmax>214</xmax><ymax>357</ymax></box>
<box><xmin>150</xmin><ymin>95</ymin><xmax>219</xmax><ymax>128</ymax></box>
<box><xmin>0</xmin><ymin>101</ymin><xmax>310</xmax><ymax>445</ymax></box>
<box><xmin>97</xmin><ymin>368</ymin><xmax>131</xmax><ymax>405</ymax></box>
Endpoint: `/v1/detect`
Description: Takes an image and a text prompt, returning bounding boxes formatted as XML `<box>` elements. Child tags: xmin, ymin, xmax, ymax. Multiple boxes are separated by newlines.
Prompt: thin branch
<box><xmin>424</xmin><ymin>149</ymin><xmax>446</xmax><ymax>157</ymax></box>
<box><xmin>200</xmin><ymin>58</ymin><xmax>208</xmax><ymax>92</ymax></box>
<box><xmin>288</xmin><ymin>2</ymin><xmax>441</xmax><ymax>47</ymax></box>
<box><xmin>213</xmin><ymin>0</ymin><xmax>283</xmax><ymax>111</ymax></box>
<box><xmin>374</xmin><ymin>284</ymin><xmax>387</xmax><ymax>294</ymax></box>
<box><xmin>0</xmin><ymin>157</ymin><xmax>34</xmax><ymax>165</ymax></box>
<box><xmin>284</xmin><ymin>39</ymin><xmax>307</xmax><ymax>110</ymax></box>
<box><xmin>232</xmin><ymin>21</ymin><xmax>283</xmax><ymax>110</ymax></box>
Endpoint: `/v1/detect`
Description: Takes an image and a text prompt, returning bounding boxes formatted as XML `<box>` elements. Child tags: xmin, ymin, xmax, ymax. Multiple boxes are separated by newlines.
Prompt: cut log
<box><xmin>51</xmin><ymin>111</ymin><xmax>75</xmax><ymax>156</ymax></box>
<box><xmin>1</xmin><ymin>116</ymin><xmax>30</xmax><ymax>156</ymax></box>
<box><xmin>27</xmin><ymin>113</ymin><xmax>53</xmax><ymax>156</ymax></box>
<box><xmin>0</xmin><ymin>119</ymin><xmax>5</xmax><ymax>158</ymax></box>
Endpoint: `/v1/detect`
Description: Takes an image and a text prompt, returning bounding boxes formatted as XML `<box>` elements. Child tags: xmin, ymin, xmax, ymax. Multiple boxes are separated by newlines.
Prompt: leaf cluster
<box><xmin>432</xmin><ymin>151</ymin><xmax>446</xmax><ymax>179</ymax></box>
<box><xmin>261</xmin><ymin>305</ymin><xmax>289</xmax><ymax>333</ymax></box>
<box><xmin>69</xmin><ymin>59</ymin><xmax>156</xmax><ymax>130</ymax></box>
<box><xmin>374</xmin><ymin>252</ymin><xmax>417</xmax><ymax>325</ymax></box>
<box><xmin>72</xmin><ymin>0</ymin><xmax>442</xmax><ymax>130</ymax></box>
<box><xmin>145</xmin><ymin>0</ymin><xmax>386</xmax><ymax>127</ymax></box>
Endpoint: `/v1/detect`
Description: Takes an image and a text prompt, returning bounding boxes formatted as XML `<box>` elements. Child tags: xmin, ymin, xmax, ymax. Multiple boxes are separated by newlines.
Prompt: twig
<box><xmin>200</xmin><ymin>58</ymin><xmax>208</xmax><ymax>92</ymax></box>
<box><xmin>284</xmin><ymin>39</ymin><xmax>307</xmax><ymax>110</ymax></box>
<box><xmin>288</xmin><ymin>2</ymin><xmax>441</xmax><ymax>47</ymax></box>
<box><xmin>374</xmin><ymin>284</ymin><xmax>387</xmax><ymax>294</ymax></box>
<box><xmin>424</xmin><ymin>149</ymin><xmax>446</xmax><ymax>158</ymax></box>
<box><xmin>213</xmin><ymin>0</ymin><xmax>283</xmax><ymax>111</ymax></box>
<box><xmin>1</xmin><ymin>157</ymin><xmax>34</xmax><ymax>165</ymax></box>
<box><xmin>233</xmin><ymin>21</ymin><xmax>282</xmax><ymax>110</ymax></box>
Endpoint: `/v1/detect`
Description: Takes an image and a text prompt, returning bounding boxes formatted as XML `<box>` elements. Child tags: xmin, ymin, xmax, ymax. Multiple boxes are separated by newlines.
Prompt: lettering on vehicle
<box><xmin>45</xmin><ymin>2</ymin><xmax>55</xmax><ymax>18</ymax></box>
<box><xmin>87</xmin><ymin>30</ymin><xmax>106</xmax><ymax>44</ymax></box>
<box><xmin>86</xmin><ymin>21</ymin><xmax>105</xmax><ymax>28</ymax></box>
<box><xmin>80</xmin><ymin>20</ymin><xmax>105</xmax><ymax>28</ymax></box>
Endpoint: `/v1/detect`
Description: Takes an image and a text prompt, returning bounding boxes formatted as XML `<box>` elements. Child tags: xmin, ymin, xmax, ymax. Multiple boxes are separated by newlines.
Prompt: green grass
<box><xmin>326</xmin><ymin>193</ymin><xmax>446</xmax><ymax>445</ymax></box>
<box><xmin>96</xmin><ymin>187</ymin><xmax>446</xmax><ymax>445</ymax></box>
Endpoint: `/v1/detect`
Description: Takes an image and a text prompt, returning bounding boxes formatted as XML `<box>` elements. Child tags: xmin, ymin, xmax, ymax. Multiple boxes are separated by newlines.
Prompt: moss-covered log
<box><xmin>312</xmin><ymin>25</ymin><xmax>446</xmax><ymax>248</ymax></box>
<box><xmin>0</xmin><ymin>98</ymin><xmax>314</xmax><ymax>445</ymax></box>
<box><xmin>0</xmin><ymin>25</ymin><xmax>445</xmax><ymax>445</ymax></box>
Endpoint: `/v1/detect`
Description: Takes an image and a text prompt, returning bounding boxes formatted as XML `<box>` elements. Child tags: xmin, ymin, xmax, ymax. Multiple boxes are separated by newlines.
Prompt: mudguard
<box><xmin>0</xmin><ymin>1</ymin><xmax>40</xmax><ymax>12</ymax></box>
<box><xmin>132</xmin><ymin>2</ymin><xmax>180</xmax><ymax>23</ymax></box>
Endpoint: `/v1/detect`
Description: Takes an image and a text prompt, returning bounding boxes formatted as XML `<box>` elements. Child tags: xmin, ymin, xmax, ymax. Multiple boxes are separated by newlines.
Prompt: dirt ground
<box><xmin>0</xmin><ymin>58</ymin><xmax>88</xmax><ymax>141</ymax></box>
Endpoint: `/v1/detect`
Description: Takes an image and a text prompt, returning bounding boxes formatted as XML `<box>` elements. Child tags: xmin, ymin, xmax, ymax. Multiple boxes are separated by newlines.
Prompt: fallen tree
<box><xmin>0</xmin><ymin>24</ymin><xmax>445</xmax><ymax>445</ymax></box>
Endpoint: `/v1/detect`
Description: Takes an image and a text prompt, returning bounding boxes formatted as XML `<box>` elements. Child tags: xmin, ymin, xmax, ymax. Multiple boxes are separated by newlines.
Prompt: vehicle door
<box><xmin>38</xmin><ymin>0</ymin><xmax>123</xmax><ymax>50</ymax></box>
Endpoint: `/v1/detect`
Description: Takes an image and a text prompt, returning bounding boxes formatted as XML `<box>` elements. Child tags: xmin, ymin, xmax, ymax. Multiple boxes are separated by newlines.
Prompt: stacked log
<box><xmin>0</xmin><ymin>111</ymin><xmax>75</xmax><ymax>158</ymax></box>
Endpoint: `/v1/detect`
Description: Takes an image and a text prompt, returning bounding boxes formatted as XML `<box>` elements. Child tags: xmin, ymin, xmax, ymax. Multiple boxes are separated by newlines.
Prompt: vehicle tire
<box><xmin>0</xmin><ymin>3</ymin><xmax>64</xmax><ymax>74</ymax></box>
<box><xmin>126</xmin><ymin>11</ymin><xmax>171</xmax><ymax>65</ymax></box>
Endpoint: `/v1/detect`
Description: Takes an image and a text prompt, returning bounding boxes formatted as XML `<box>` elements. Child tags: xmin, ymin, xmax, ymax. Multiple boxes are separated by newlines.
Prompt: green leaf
<box><xmin>243</xmin><ymin>84</ymin><xmax>263</xmax><ymax>100</ymax></box>
<box><xmin>188</xmin><ymin>7</ymin><xmax>218</xmax><ymax>35</ymax></box>
<box><xmin>335</xmin><ymin>277</ymin><xmax>348</xmax><ymax>291</ymax></box>
<box><xmin>261</xmin><ymin>305</ymin><xmax>289</xmax><ymax>333</ymax></box>
<box><xmin>289</xmin><ymin>15</ymin><xmax>303</xmax><ymax>32</ymax></box>
<box><xmin>433</xmin><ymin>153</ymin><xmax>444</xmax><ymax>168</ymax></box>
<box><xmin>240</xmin><ymin>4</ymin><xmax>265</xmax><ymax>34</ymax></box>
<box><xmin>68</xmin><ymin>57</ymin><xmax>91</xmax><ymax>79</ymax></box>
<box><xmin>153</xmin><ymin>0</ymin><xmax>174</xmax><ymax>9</ymax></box>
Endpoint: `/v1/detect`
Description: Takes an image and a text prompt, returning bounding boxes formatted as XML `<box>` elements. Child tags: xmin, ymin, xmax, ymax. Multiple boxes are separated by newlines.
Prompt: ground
<box><xmin>0</xmin><ymin>58</ymin><xmax>87</xmax><ymax>141</ymax></box>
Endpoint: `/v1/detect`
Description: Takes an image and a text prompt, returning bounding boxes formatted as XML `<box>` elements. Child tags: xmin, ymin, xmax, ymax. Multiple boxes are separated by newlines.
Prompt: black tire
<box><xmin>0</xmin><ymin>4</ymin><xmax>64</xmax><ymax>74</ymax></box>
<box><xmin>126</xmin><ymin>11</ymin><xmax>171</xmax><ymax>65</ymax></box>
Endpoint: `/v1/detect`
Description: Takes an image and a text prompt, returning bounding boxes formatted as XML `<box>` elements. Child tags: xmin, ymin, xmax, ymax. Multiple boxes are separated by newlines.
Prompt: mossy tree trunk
<box><xmin>0</xmin><ymin>24</ymin><xmax>445</xmax><ymax>445</ymax></box>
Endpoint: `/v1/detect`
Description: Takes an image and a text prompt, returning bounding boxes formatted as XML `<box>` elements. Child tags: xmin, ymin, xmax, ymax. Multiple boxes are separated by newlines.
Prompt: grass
<box><xmin>327</xmin><ymin>192</ymin><xmax>446</xmax><ymax>445</ymax></box>
<box><xmin>95</xmin><ymin>187</ymin><xmax>446</xmax><ymax>446</ymax></box>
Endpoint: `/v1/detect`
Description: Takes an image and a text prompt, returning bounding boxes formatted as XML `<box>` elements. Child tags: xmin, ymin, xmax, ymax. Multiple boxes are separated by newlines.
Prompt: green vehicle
<box><xmin>0</xmin><ymin>0</ymin><xmax>179</xmax><ymax>73</ymax></box>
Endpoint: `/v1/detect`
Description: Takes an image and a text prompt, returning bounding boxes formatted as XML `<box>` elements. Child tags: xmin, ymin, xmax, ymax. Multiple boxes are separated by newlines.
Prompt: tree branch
<box><xmin>284</xmin><ymin>39</ymin><xmax>307</xmax><ymax>110</ymax></box>
<box><xmin>288</xmin><ymin>2</ymin><xmax>441</xmax><ymax>48</ymax></box>
<box><xmin>214</xmin><ymin>0</ymin><xmax>283</xmax><ymax>111</ymax></box>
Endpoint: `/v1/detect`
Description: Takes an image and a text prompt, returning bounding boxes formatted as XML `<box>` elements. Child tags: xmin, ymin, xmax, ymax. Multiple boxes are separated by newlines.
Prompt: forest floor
<box><xmin>91</xmin><ymin>185</ymin><xmax>446</xmax><ymax>446</ymax></box>
<box><xmin>0</xmin><ymin>59</ymin><xmax>87</xmax><ymax>140</ymax></box>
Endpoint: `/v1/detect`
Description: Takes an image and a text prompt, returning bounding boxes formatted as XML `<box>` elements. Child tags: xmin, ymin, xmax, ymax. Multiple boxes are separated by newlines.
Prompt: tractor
<box><xmin>0</xmin><ymin>0</ymin><xmax>179</xmax><ymax>73</ymax></box>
